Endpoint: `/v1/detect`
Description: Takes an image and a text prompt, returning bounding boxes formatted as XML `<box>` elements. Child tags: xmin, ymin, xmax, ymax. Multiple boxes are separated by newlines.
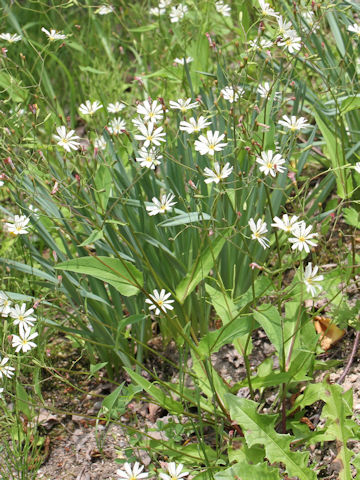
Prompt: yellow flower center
<box><xmin>18</xmin><ymin>315</ymin><xmax>24</xmax><ymax>322</ymax></box>
<box><xmin>147</xmin><ymin>135</ymin><xmax>153</xmax><ymax>142</ymax></box>
<box><xmin>208</xmin><ymin>144</ymin><xmax>215</xmax><ymax>150</ymax></box>
<box><xmin>298</xmin><ymin>236</ymin><xmax>305</xmax><ymax>242</ymax></box>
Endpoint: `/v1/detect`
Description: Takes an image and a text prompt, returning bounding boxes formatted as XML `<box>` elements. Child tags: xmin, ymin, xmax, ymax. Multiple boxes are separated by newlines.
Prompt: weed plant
<box><xmin>0</xmin><ymin>0</ymin><xmax>360</xmax><ymax>479</ymax></box>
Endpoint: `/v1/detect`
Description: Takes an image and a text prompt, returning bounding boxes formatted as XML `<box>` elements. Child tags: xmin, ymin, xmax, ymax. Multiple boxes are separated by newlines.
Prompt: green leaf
<box><xmin>56</xmin><ymin>256</ymin><xmax>143</xmax><ymax>296</ymax></box>
<box><xmin>0</xmin><ymin>72</ymin><xmax>28</xmax><ymax>102</ymax></box>
<box><xmin>128</xmin><ymin>24</ymin><xmax>157</xmax><ymax>32</ymax></box>
<box><xmin>196</xmin><ymin>316</ymin><xmax>252</xmax><ymax>359</ymax></box>
<box><xmin>343</xmin><ymin>207</ymin><xmax>360</xmax><ymax>229</ymax></box>
<box><xmin>214</xmin><ymin>462</ymin><xmax>281</xmax><ymax>480</ymax></box>
<box><xmin>340</xmin><ymin>96</ymin><xmax>360</xmax><ymax>115</ymax></box>
<box><xmin>176</xmin><ymin>232</ymin><xmax>229</xmax><ymax>303</ymax></box>
<box><xmin>253</xmin><ymin>305</ymin><xmax>283</xmax><ymax>360</ymax></box>
<box><xmin>79</xmin><ymin>65</ymin><xmax>107</xmax><ymax>74</ymax></box>
<box><xmin>94</xmin><ymin>165</ymin><xmax>112</xmax><ymax>210</ymax></box>
<box><xmin>16</xmin><ymin>383</ymin><xmax>31</xmax><ymax>418</ymax></box>
<box><xmin>157</xmin><ymin>212</ymin><xmax>211</xmax><ymax>227</ymax></box>
<box><xmin>124</xmin><ymin>368</ymin><xmax>184</xmax><ymax>414</ymax></box>
<box><xmin>90</xmin><ymin>362</ymin><xmax>108</xmax><ymax>376</ymax></box>
<box><xmin>226</xmin><ymin>395</ymin><xmax>316</xmax><ymax>480</ymax></box>
<box><xmin>314</xmin><ymin>112</ymin><xmax>352</xmax><ymax>199</ymax></box>
<box><xmin>78</xmin><ymin>229</ymin><xmax>104</xmax><ymax>247</ymax></box>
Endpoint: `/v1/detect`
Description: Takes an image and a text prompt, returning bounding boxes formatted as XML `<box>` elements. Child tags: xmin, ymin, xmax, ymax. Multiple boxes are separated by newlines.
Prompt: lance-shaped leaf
<box><xmin>214</xmin><ymin>462</ymin><xmax>281</xmax><ymax>480</ymax></box>
<box><xmin>56</xmin><ymin>256</ymin><xmax>142</xmax><ymax>296</ymax></box>
<box><xmin>226</xmin><ymin>394</ymin><xmax>317</xmax><ymax>480</ymax></box>
<box><xmin>175</xmin><ymin>231</ymin><xmax>230</xmax><ymax>303</ymax></box>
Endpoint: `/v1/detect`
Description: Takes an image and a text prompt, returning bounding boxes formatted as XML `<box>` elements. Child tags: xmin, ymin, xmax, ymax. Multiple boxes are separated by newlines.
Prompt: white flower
<box><xmin>79</xmin><ymin>100</ymin><xmax>103</xmax><ymax>116</ymax></box>
<box><xmin>288</xmin><ymin>223</ymin><xmax>318</xmax><ymax>253</ymax></box>
<box><xmin>159</xmin><ymin>0</ymin><xmax>172</xmax><ymax>7</ymax></box>
<box><xmin>107</xmin><ymin>101</ymin><xmax>125</xmax><ymax>113</ymax></box>
<box><xmin>249</xmin><ymin>38</ymin><xmax>273</xmax><ymax>50</ymax></box>
<box><xmin>215</xmin><ymin>1</ymin><xmax>231</xmax><ymax>17</ymax></box>
<box><xmin>170</xmin><ymin>4</ymin><xmax>188</xmax><ymax>23</ymax></box>
<box><xmin>146</xmin><ymin>193</ymin><xmax>176</xmax><ymax>216</ymax></box>
<box><xmin>0</xmin><ymin>181</ymin><xmax>4</xmax><ymax>187</ymax></box>
<box><xmin>277</xmin><ymin>16</ymin><xmax>293</xmax><ymax>37</ymax></box>
<box><xmin>0</xmin><ymin>33</ymin><xmax>22</xmax><ymax>43</ymax></box>
<box><xmin>221</xmin><ymin>86</ymin><xmax>245</xmax><ymax>103</ymax></box>
<box><xmin>4</xmin><ymin>215</ymin><xmax>30</xmax><ymax>235</ymax></box>
<box><xmin>41</xmin><ymin>27</ymin><xmax>67</xmax><ymax>41</ymax></box>
<box><xmin>95</xmin><ymin>5</ymin><xmax>114</xmax><ymax>15</ymax></box>
<box><xmin>145</xmin><ymin>289</ymin><xmax>174</xmax><ymax>315</ymax></box>
<box><xmin>136</xmin><ymin>147</ymin><xmax>162</xmax><ymax>169</ymax></box>
<box><xmin>53</xmin><ymin>126</ymin><xmax>80</xmax><ymax>152</ymax></box>
<box><xmin>137</xmin><ymin>99</ymin><xmax>163</xmax><ymax>122</ymax></box>
<box><xmin>10</xmin><ymin>303</ymin><xmax>37</xmax><ymax>336</ymax></box>
<box><xmin>134</xmin><ymin>122</ymin><xmax>166</xmax><ymax>147</ymax></box>
<box><xmin>28</xmin><ymin>204</ymin><xmax>39</xmax><ymax>220</ymax></box>
<box><xmin>0</xmin><ymin>291</ymin><xmax>12</xmax><ymax>317</ymax></box>
<box><xmin>132</xmin><ymin>117</ymin><xmax>145</xmax><ymax>129</ymax></box>
<box><xmin>271</xmin><ymin>214</ymin><xmax>301</xmax><ymax>233</ymax></box>
<box><xmin>257</xmin><ymin>82</ymin><xmax>281</xmax><ymax>99</ymax></box>
<box><xmin>256</xmin><ymin>150</ymin><xmax>286</xmax><ymax>177</ymax></box>
<box><xmin>249</xmin><ymin>218</ymin><xmax>270</xmax><ymax>249</ymax></box>
<box><xmin>174</xmin><ymin>56</ymin><xmax>193</xmax><ymax>65</ymax></box>
<box><xmin>169</xmin><ymin>98</ymin><xmax>199</xmax><ymax>113</ymax></box>
<box><xmin>258</xmin><ymin>0</ymin><xmax>278</xmax><ymax>17</ymax></box>
<box><xmin>203</xmin><ymin>162</ymin><xmax>233</xmax><ymax>184</ymax></box>
<box><xmin>0</xmin><ymin>388</ymin><xmax>3</xmax><ymax>398</ymax></box>
<box><xmin>302</xmin><ymin>11</ymin><xmax>319</xmax><ymax>32</ymax></box>
<box><xmin>278</xmin><ymin>33</ymin><xmax>302</xmax><ymax>54</ymax></box>
<box><xmin>179</xmin><ymin>116</ymin><xmax>211</xmax><ymax>134</ymax></box>
<box><xmin>303</xmin><ymin>263</ymin><xmax>324</xmax><ymax>297</ymax></box>
<box><xmin>12</xmin><ymin>327</ymin><xmax>38</xmax><ymax>353</ymax></box>
<box><xmin>0</xmin><ymin>358</ymin><xmax>15</xmax><ymax>379</ymax></box>
<box><xmin>194</xmin><ymin>130</ymin><xmax>228</xmax><ymax>156</ymax></box>
<box><xmin>150</xmin><ymin>7</ymin><xmax>165</xmax><ymax>16</ymax></box>
<box><xmin>354</xmin><ymin>162</ymin><xmax>360</xmax><ymax>174</ymax></box>
<box><xmin>278</xmin><ymin>115</ymin><xmax>310</xmax><ymax>132</ymax></box>
<box><xmin>348</xmin><ymin>24</ymin><xmax>360</xmax><ymax>36</ymax></box>
<box><xmin>108</xmin><ymin>117</ymin><xmax>126</xmax><ymax>135</ymax></box>
<box><xmin>94</xmin><ymin>136</ymin><xmax>107</xmax><ymax>150</ymax></box>
<box><xmin>117</xmin><ymin>463</ymin><xmax>149</xmax><ymax>480</ymax></box>
<box><xmin>160</xmin><ymin>463</ymin><xmax>189</xmax><ymax>480</ymax></box>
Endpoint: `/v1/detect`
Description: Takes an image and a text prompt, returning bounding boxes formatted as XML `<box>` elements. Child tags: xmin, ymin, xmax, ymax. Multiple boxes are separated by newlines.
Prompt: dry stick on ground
<box><xmin>337</xmin><ymin>330</ymin><xmax>360</xmax><ymax>385</ymax></box>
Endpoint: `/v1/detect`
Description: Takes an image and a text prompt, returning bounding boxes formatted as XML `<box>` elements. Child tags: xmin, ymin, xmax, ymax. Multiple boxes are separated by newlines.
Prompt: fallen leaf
<box><xmin>313</xmin><ymin>316</ymin><xmax>345</xmax><ymax>351</ymax></box>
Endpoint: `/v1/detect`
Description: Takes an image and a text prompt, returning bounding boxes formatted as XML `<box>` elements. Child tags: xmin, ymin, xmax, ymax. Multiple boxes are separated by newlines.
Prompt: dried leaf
<box><xmin>313</xmin><ymin>316</ymin><xmax>345</xmax><ymax>351</ymax></box>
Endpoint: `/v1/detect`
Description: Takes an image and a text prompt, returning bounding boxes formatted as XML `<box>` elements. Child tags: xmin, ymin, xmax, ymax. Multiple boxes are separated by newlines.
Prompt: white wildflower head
<box><xmin>12</xmin><ymin>327</ymin><xmax>38</xmax><ymax>353</ymax></box>
<box><xmin>117</xmin><ymin>462</ymin><xmax>149</xmax><ymax>480</ymax></box>
<box><xmin>4</xmin><ymin>215</ymin><xmax>30</xmax><ymax>236</ymax></box>
<box><xmin>0</xmin><ymin>358</ymin><xmax>15</xmax><ymax>379</ymax></box>
<box><xmin>146</xmin><ymin>193</ymin><xmax>176</xmax><ymax>216</ymax></box>
<box><xmin>41</xmin><ymin>27</ymin><xmax>66</xmax><ymax>41</ymax></box>
<box><xmin>108</xmin><ymin>117</ymin><xmax>126</xmax><ymax>135</ymax></box>
<box><xmin>194</xmin><ymin>130</ymin><xmax>228</xmax><ymax>156</ymax></box>
<box><xmin>248</xmin><ymin>218</ymin><xmax>270</xmax><ymax>249</ymax></box>
<box><xmin>10</xmin><ymin>303</ymin><xmax>37</xmax><ymax>336</ymax></box>
<box><xmin>169</xmin><ymin>4</ymin><xmax>188</xmax><ymax>23</ymax></box>
<box><xmin>303</xmin><ymin>263</ymin><xmax>324</xmax><ymax>297</ymax></box>
<box><xmin>107</xmin><ymin>101</ymin><xmax>125</xmax><ymax>113</ymax></box>
<box><xmin>169</xmin><ymin>98</ymin><xmax>199</xmax><ymax>113</ymax></box>
<box><xmin>215</xmin><ymin>1</ymin><xmax>231</xmax><ymax>17</ymax></box>
<box><xmin>221</xmin><ymin>86</ymin><xmax>245</xmax><ymax>103</ymax></box>
<box><xmin>53</xmin><ymin>126</ymin><xmax>80</xmax><ymax>152</ymax></box>
<box><xmin>160</xmin><ymin>463</ymin><xmax>189</xmax><ymax>480</ymax></box>
<box><xmin>256</xmin><ymin>150</ymin><xmax>286</xmax><ymax>177</ymax></box>
<box><xmin>271</xmin><ymin>214</ymin><xmax>301</xmax><ymax>233</ymax></box>
<box><xmin>288</xmin><ymin>222</ymin><xmax>318</xmax><ymax>253</ymax></box>
<box><xmin>257</xmin><ymin>82</ymin><xmax>281</xmax><ymax>99</ymax></box>
<box><xmin>79</xmin><ymin>100</ymin><xmax>103</xmax><ymax>116</ymax></box>
<box><xmin>258</xmin><ymin>0</ymin><xmax>278</xmax><ymax>17</ymax></box>
<box><xmin>348</xmin><ymin>24</ymin><xmax>360</xmax><ymax>36</ymax></box>
<box><xmin>145</xmin><ymin>289</ymin><xmax>174</xmax><ymax>315</ymax></box>
<box><xmin>94</xmin><ymin>136</ymin><xmax>107</xmax><ymax>151</ymax></box>
<box><xmin>136</xmin><ymin>147</ymin><xmax>162</xmax><ymax>169</ymax></box>
<box><xmin>203</xmin><ymin>162</ymin><xmax>233</xmax><ymax>184</ymax></box>
<box><xmin>179</xmin><ymin>116</ymin><xmax>211</xmax><ymax>134</ymax></box>
<box><xmin>0</xmin><ymin>291</ymin><xmax>12</xmax><ymax>317</ymax></box>
<box><xmin>0</xmin><ymin>33</ymin><xmax>22</xmax><ymax>43</ymax></box>
<box><xmin>174</xmin><ymin>56</ymin><xmax>193</xmax><ymax>65</ymax></box>
<box><xmin>136</xmin><ymin>99</ymin><xmax>163</xmax><ymax>122</ymax></box>
<box><xmin>95</xmin><ymin>5</ymin><xmax>114</xmax><ymax>15</ymax></box>
<box><xmin>278</xmin><ymin>115</ymin><xmax>310</xmax><ymax>132</ymax></box>
<box><xmin>278</xmin><ymin>32</ymin><xmax>302</xmax><ymax>54</ymax></box>
<box><xmin>134</xmin><ymin>122</ymin><xmax>166</xmax><ymax>147</ymax></box>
